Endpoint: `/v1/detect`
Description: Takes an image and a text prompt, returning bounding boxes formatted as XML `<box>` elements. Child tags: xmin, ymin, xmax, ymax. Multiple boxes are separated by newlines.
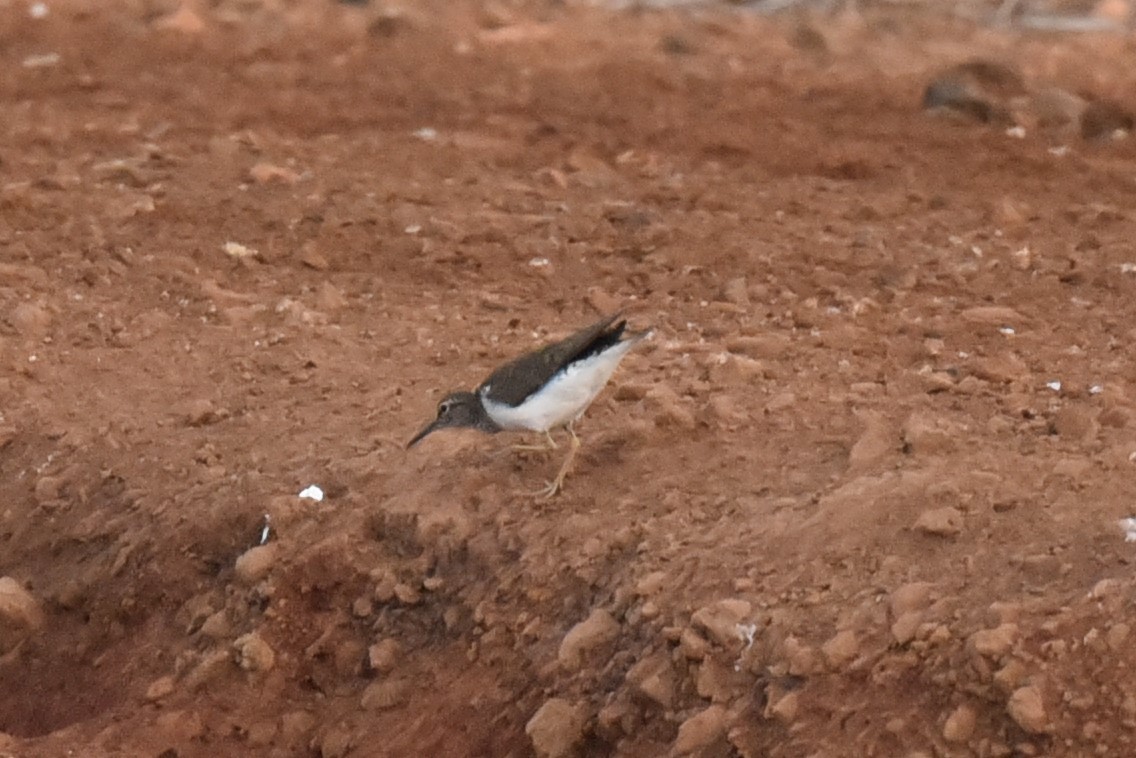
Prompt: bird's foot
<box><xmin>532</xmin><ymin>429</ymin><xmax>580</xmax><ymax>499</ymax></box>
<box><xmin>534</xmin><ymin>479</ymin><xmax>562</xmax><ymax>499</ymax></box>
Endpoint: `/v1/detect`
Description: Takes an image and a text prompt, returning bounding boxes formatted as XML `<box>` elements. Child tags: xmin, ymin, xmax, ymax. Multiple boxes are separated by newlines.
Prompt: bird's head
<box><xmin>407</xmin><ymin>391</ymin><xmax>487</xmax><ymax>448</ymax></box>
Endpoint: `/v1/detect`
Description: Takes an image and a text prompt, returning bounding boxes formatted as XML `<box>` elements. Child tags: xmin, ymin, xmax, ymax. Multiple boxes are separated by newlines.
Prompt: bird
<box><xmin>407</xmin><ymin>312</ymin><xmax>651</xmax><ymax>497</ymax></box>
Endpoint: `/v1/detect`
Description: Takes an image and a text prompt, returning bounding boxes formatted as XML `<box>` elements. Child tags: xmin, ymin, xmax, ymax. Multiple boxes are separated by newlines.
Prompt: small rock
<box><xmin>0</xmin><ymin>577</ymin><xmax>44</xmax><ymax>630</ymax></box>
<box><xmin>525</xmin><ymin>698</ymin><xmax>586</xmax><ymax>758</ymax></box>
<box><xmin>848</xmin><ymin>411</ymin><xmax>895</xmax><ymax>472</ymax></box>
<box><xmin>902</xmin><ymin>412</ymin><xmax>955</xmax><ymax>455</ymax></box>
<box><xmin>394</xmin><ymin>582</ymin><xmax>421</xmax><ymax>605</ymax></box>
<box><xmin>234</xmin><ymin>544</ymin><xmax>277</xmax><ymax>584</ymax></box>
<box><xmin>891</xmin><ymin>582</ymin><xmax>935</xmax><ymax>617</ymax></box>
<box><xmin>691</xmin><ymin>598</ymin><xmax>752</xmax><ymax>649</ymax></box>
<box><xmin>960</xmin><ymin>305</ymin><xmax>1027</xmax><ymax>326</ymax></box>
<box><xmin>1008</xmin><ymin>685</ymin><xmax>1048</xmax><ymax>734</ymax></box>
<box><xmin>184</xmin><ymin>398</ymin><xmax>219</xmax><ymax>427</ymax></box>
<box><xmin>361</xmin><ymin>678</ymin><xmax>410</xmax><ymax>711</ymax></box>
<box><xmin>352</xmin><ymin>596</ymin><xmax>373</xmax><ymax>618</ymax></box>
<box><xmin>766</xmin><ymin>691</ymin><xmax>800</xmax><ymax>724</ymax></box>
<box><xmin>199</xmin><ymin>610</ymin><xmax>230</xmax><ymax>639</ymax></box>
<box><xmin>234</xmin><ymin>632</ymin><xmax>275</xmax><ymax>672</ymax></box>
<box><xmin>33</xmin><ymin>475</ymin><xmax>63</xmax><ymax>505</ymax></box>
<box><xmin>318</xmin><ymin>725</ymin><xmax>354</xmax><ymax>758</ymax></box>
<box><xmin>315</xmin><ymin>282</ymin><xmax>348</xmax><ymax>312</ymax></box>
<box><xmin>373</xmin><ymin>571</ymin><xmax>398</xmax><ymax>603</ymax></box>
<box><xmin>625</xmin><ymin>652</ymin><xmax>675</xmax><ymax>709</ymax></box>
<box><xmin>972</xmin><ymin>354</ymin><xmax>1029</xmax><ymax>384</ymax></box>
<box><xmin>635</xmin><ymin>571</ymin><xmax>667</xmax><ymax>596</ymax></box>
<box><xmin>914</xmin><ymin>506</ymin><xmax>962</xmax><ymax>537</ymax></box>
<box><xmin>146</xmin><ymin>675</ymin><xmax>176</xmax><ymax>702</ymax></box>
<box><xmin>970</xmin><ymin>623</ymin><xmax>1019</xmax><ymax>658</ymax></box>
<box><xmin>673</xmin><ymin>704</ymin><xmax>728</xmax><ymax>755</ymax></box>
<box><xmin>155</xmin><ymin>4</ymin><xmax>205</xmax><ymax>33</ymax></box>
<box><xmin>994</xmin><ymin>659</ymin><xmax>1029</xmax><ymax>694</ymax></box>
<box><xmin>184</xmin><ymin>649</ymin><xmax>231</xmax><ymax>690</ymax></box>
<box><xmin>721</xmin><ymin>277</ymin><xmax>750</xmax><ymax>307</ymax></box>
<box><xmin>709</xmin><ymin>354</ymin><xmax>765</xmax><ymax>386</ymax></box>
<box><xmin>764</xmin><ymin>391</ymin><xmax>795</xmax><ymax>413</ymax></box>
<box><xmin>300</xmin><ymin>243</ymin><xmax>330</xmax><ymax>271</ymax></box>
<box><xmin>891</xmin><ymin>611</ymin><xmax>923</xmax><ymax>645</ymax></box>
<box><xmin>248</xmin><ymin>162</ymin><xmax>301</xmax><ymax>185</ymax></box>
<box><xmin>558</xmin><ymin>608</ymin><xmax>620</xmax><ymax>670</ymax></box>
<box><xmin>222</xmin><ymin>241</ymin><xmax>257</xmax><ymax>260</ymax></box>
<box><xmin>679</xmin><ymin>628</ymin><xmax>711</xmax><ymax>660</ymax></box>
<box><xmin>943</xmin><ymin>703</ymin><xmax>977</xmax><ymax>743</ymax></box>
<box><xmin>725</xmin><ymin>334</ymin><xmax>790</xmax><ymax>359</ymax></box>
<box><xmin>695</xmin><ymin>656</ymin><xmax>741</xmax><ymax>702</ymax></box>
<box><xmin>10</xmin><ymin>301</ymin><xmax>51</xmax><ymax>337</ymax></box>
<box><xmin>368</xmin><ymin>638</ymin><xmax>401</xmax><ymax>674</ymax></box>
<box><xmin>595</xmin><ymin>700</ymin><xmax>634</xmax><ymax>742</ymax></box>
<box><xmin>990</xmin><ymin>196</ymin><xmax>1030</xmax><ymax>230</ymax></box>
<box><xmin>334</xmin><ymin>639</ymin><xmax>366</xmax><ymax>678</ymax></box>
<box><xmin>783</xmin><ymin>636</ymin><xmax>818</xmax><ymax>676</ymax></box>
<box><xmin>614</xmin><ymin>382</ymin><xmax>651</xmax><ymax>402</ymax></box>
<box><xmin>821</xmin><ymin>629</ymin><xmax>859</xmax><ymax>669</ymax></box>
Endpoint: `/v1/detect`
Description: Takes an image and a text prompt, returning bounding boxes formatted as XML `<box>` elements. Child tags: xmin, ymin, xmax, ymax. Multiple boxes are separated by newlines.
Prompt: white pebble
<box><xmin>1121</xmin><ymin>517</ymin><xmax>1136</xmax><ymax>542</ymax></box>
<box><xmin>298</xmin><ymin>484</ymin><xmax>324</xmax><ymax>501</ymax></box>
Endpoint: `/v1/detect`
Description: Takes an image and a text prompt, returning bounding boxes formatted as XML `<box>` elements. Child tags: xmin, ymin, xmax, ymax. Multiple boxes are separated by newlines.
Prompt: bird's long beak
<box><xmin>406</xmin><ymin>419</ymin><xmax>441</xmax><ymax>449</ymax></box>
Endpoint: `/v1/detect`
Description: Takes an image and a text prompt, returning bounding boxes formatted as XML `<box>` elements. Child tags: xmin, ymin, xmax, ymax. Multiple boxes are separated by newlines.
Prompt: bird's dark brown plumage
<box><xmin>477</xmin><ymin>313</ymin><xmax>627</xmax><ymax>407</ymax></box>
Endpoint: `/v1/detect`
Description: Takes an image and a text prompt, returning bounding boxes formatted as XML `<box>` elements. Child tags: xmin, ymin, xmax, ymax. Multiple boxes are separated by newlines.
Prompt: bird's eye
<box><xmin>438</xmin><ymin>400</ymin><xmax>451</xmax><ymax>416</ymax></box>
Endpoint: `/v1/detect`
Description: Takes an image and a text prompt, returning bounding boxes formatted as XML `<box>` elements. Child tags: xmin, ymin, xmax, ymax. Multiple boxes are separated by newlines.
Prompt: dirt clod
<box><xmin>559</xmin><ymin>609</ymin><xmax>620</xmax><ymax>670</ymax></box>
<box><xmin>1008</xmin><ymin>685</ymin><xmax>1049</xmax><ymax>734</ymax></box>
<box><xmin>0</xmin><ymin>577</ymin><xmax>44</xmax><ymax>631</ymax></box>
<box><xmin>943</xmin><ymin>703</ymin><xmax>977</xmax><ymax>743</ymax></box>
<box><xmin>674</xmin><ymin>704</ymin><xmax>729</xmax><ymax>755</ymax></box>
<box><xmin>691</xmin><ymin>599</ymin><xmax>752</xmax><ymax>650</ymax></box>
<box><xmin>525</xmin><ymin>698</ymin><xmax>586</xmax><ymax>758</ymax></box>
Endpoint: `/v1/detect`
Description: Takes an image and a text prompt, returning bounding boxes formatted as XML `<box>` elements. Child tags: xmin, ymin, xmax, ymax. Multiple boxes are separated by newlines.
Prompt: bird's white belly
<box><xmin>481</xmin><ymin>342</ymin><xmax>635</xmax><ymax>432</ymax></box>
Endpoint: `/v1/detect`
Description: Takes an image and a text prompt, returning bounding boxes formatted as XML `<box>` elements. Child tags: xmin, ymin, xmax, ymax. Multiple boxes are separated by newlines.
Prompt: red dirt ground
<box><xmin>4</xmin><ymin>1</ymin><xmax>1136</xmax><ymax>756</ymax></box>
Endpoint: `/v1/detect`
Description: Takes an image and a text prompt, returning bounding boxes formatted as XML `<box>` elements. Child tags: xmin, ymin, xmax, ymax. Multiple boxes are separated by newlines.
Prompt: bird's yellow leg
<box><xmin>537</xmin><ymin>425</ymin><xmax>580</xmax><ymax>499</ymax></box>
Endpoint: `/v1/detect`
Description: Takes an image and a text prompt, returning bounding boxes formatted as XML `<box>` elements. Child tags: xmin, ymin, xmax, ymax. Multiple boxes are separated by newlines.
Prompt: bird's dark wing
<box><xmin>479</xmin><ymin>313</ymin><xmax>626</xmax><ymax>407</ymax></box>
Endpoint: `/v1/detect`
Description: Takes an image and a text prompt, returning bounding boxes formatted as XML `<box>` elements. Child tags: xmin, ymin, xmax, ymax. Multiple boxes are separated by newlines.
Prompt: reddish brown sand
<box><xmin>4</xmin><ymin>1</ymin><xmax>1136</xmax><ymax>756</ymax></box>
